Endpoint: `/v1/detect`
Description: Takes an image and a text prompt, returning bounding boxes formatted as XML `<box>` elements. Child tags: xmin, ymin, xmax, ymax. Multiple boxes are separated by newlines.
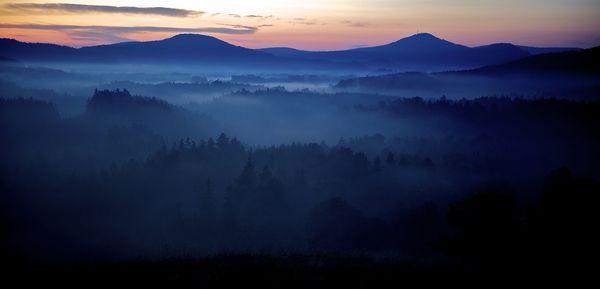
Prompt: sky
<box><xmin>0</xmin><ymin>0</ymin><xmax>599</xmax><ymax>50</ymax></box>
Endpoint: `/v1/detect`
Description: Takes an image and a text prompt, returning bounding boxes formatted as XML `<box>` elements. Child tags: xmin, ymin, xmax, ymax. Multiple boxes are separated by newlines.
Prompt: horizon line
<box><xmin>1</xmin><ymin>32</ymin><xmax>589</xmax><ymax>51</ymax></box>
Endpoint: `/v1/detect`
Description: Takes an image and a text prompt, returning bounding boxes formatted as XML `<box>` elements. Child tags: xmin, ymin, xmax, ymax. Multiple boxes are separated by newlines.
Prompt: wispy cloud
<box><xmin>286</xmin><ymin>18</ymin><xmax>325</xmax><ymax>26</ymax></box>
<box><xmin>211</xmin><ymin>13</ymin><xmax>274</xmax><ymax>21</ymax></box>
<box><xmin>343</xmin><ymin>20</ymin><xmax>369</xmax><ymax>28</ymax></box>
<box><xmin>0</xmin><ymin>23</ymin><xmax>256</xmax><ymax>34</ymax></box>
<box><xmin>217</xmin><ymin>23</ymin><xmax>274</xmax><ymax>30</ymax></box>
<box><xmin>67</xmin><ymin>30</ymin><xmax>131</xmax><ymax>43</ymax></box>
<box><xmin>0</xmin><ymin>23</ymin><xmax>257</xmax><ymax>43</ymax></box>
<box><xmin>245</xmin><ymin>15</ymin><xmax>273</xmax><ymax>20</ymax></box>
<box><xmin>3</xmin><ymin>3</ymin><xmax>204</xmax><ymax>17</ymax></box>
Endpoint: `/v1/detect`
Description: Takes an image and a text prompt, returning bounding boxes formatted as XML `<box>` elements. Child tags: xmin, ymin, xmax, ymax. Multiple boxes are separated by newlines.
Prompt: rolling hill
<box><xmin>461</xmin><ymin>46</ymin><xmax>600</xmax><ymax>75</ymax></box>
<box><xmin>334</xmin><ymin>46</ymin><xmax>600</xmax><ymax>98</ymax></box>
<box><xmin>0</xmin><ymin>38</ymin><xmax>77</xmax><ymax>61</ymax></box>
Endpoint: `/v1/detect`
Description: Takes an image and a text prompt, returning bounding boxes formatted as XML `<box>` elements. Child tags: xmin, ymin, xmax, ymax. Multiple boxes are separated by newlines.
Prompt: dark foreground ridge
<box><xmin>6</xmin><ymin>255</ymin><xmax>455</xmax><ymax>287</ymax></box>
<box><xmin>6</xmin><ymin>252</ymin><xmax>595</xmax><ymax>286</ymax></box>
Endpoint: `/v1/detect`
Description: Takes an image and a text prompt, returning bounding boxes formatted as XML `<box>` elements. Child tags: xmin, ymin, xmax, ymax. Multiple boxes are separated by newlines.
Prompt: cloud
<box><xmin>286</xmin><ymin>18</ymin><xmax>322</xmax><ymax>26</ymax></box>
<box><xmin>343</xmin><ymin>20</ymin><xmax>368</xmax><ymax>28</ymax></box>
<box><xmin>211</xmin><ymin>13</ymin><xmax>274</xmax><ymax>21</ymax></box>
<box><xmin>245</xmin><ymin>15</ymin><xmax>273</xmax><ymax>20</ymax></box>
<box><xmin>66</xmin><ymin>30</ymin><xmax>131</xmax><ymax>43</ymax></box>
<box><xmin>288</xmin><ymin>20</ymin><xmax>317</xmax><ymax>26</ymax></box>
<box><xmin>0</xmin><ymin>24</ymin><xmax>257</xmax><ymax>34</ymax></box>
<box><xmin>3</xmin><ymin>3</ymin><xmax>204</xmax><ymax>17</ymax></box>
<box><xmin>215</xmin><ymin>23</ymin><xmax>260</xmax><ymax>31</ymax></box>
<box><xmin>217</xmin><ymin>22</ymin><xmax>274</xmax><ymax>30</ymax></box>
<box><xmin>0</xmin><ymin>23</ymin><xmax>258</xmax><ymax>43</ymax></box>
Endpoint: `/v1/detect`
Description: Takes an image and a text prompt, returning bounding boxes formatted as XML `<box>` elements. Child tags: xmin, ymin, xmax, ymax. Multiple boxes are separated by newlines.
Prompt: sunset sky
<box><xmin>1</xmin><ymin>0</ymin><xmax>599</xmax><ymax>50</ymax></box>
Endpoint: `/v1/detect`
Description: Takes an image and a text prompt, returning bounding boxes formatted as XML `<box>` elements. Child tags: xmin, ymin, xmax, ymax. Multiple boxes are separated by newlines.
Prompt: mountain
<box><xmin>258</xmin><ymin>47</ymin><xmax>306</xmax><ymax>57</ymax></box>
<box><xmin>261</xmin><ymin>33</ymin><xmax>466</xmax><ymax>56</ymax></box>
<box><xmin>516</xmin><ymin>46</ymin><xmax>580</xmax><ymax>55</ymax></box>
<box><xmin>258</xmin><ymin>33</ymin><xmax>589</xmax><ymax>71</ymax></box>
<box><xmin>0</xmin><ymin>34</ymin><xmax>275</xmax><ymax>65</ymax></box>
<box><xmin>78</xmin><ymin>34</ymin><xmax>274</xmax><ymax>64</ymax></box>
<box><xmin>356</xmin><ymin>33</ymin><xmax>468</xmax><ymax>55</ymax></box>
<box><xmin>334</xmin><ymin>46</ymin><xmax>600</xmax><ymax>98</ymax></box>
<box><xmin>0</xmin><ymin>34</ymin><xmax>359</xmax><ymax>71</ymax></box>
<box><xmin>469</xmin><ymin>43</ymin><xmax>531</xmax><ymax>65</ymax></box>
<box><xmin>0</xmin><ymin>33</ymin><xmax>585</xmax><ymax>72</ymax></box>
<box><xmin>462</xmin><ymin>46</ymin><xmax>600</xmax><ymax>75</ymax></box>
<box><xmin>0</xmin><ymin>38</ymin><xmax>77</xmax><ymax>61</ymax></box>
<box><xmin>258</xmin><ymin>33</ymin><xmax>532</xmax><ymax>71</ymax></box>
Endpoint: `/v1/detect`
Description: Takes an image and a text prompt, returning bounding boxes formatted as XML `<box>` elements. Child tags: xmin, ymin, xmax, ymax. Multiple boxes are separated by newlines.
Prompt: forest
<box><xmin>1</xmin><ymin>88</ymin><xmax>598</xmax><ymax>284</ymax></box>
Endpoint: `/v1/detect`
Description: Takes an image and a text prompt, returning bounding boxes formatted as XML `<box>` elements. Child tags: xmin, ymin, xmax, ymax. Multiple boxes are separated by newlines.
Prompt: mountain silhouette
<box><xmin>463</xmin><ymin>46</ymin><xmax>600</xmax><ymax>75</ymax></box>
<box><xmin>0</xmin><ymin>38</ymin><xmax>77</xmax><ymax>61</ymax></box>
<box><xmin>365</xmin><ymin>33</ymin><xmax>467</xmax><ymax>53</ymax></box>
<box><xmin>259</xmin><ymin>33</ymin><xmax>576</xmax><ymax>71</ymax></box>
<box><xmin>0</xmin><ymin>33</ymin><xmax>583</xmax><ymax>71</ymax></box>
<box><xmin>259</xmin><ymin>33</ymin><xmax>469</xmax><ymax>63</ymax></box>
<box><xmin>0</xmin><ymin>34</ymin><xmax>274</xmax><ymax>65</ymax></box>
<box><xmin>78</xmin><ymin>34</ymin><xmax>274</xmax><ymax>63</ymax></box>
<box><xmin>469</xmin><ymin>43</ymin><xmax>531</xmax><ymax>65</ymax></box>
<box><xmin>335</xmin><ymin>46</ymin><xmax>600</xmax><ymax>97</ymax></box>
<box><xmin>259</xmin><ymin>33</ymin><xmax>465</xmax><ymax>56</ymax></box>
<box><xmin>516</xmin><ymin>45</ymin><xmax>580</xmax><ymax>55</ymax></box>
<box><xmin>257</xmin><ymin>47</ymin><xmax>306</xmax><ymax>58</ymax></box>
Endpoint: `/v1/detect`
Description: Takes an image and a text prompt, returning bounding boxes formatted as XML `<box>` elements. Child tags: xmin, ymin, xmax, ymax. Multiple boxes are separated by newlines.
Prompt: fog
<box><xmin>1</xmin><ymin>55</ymin><xmax>599</xmax><ymax>274</ymax></box>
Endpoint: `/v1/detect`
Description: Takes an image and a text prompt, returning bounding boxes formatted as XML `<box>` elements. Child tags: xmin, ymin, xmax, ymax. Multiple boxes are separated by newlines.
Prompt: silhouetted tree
<box><xmin>217</xmin><ymin>133</ymin><xmax>230</xmax><ymax>149</ymax></box>
<box><xmin>529</xmin><ymin>166</ymin><xmax>600</xmax><ymax>270</ymax></box>
<box><xmin>439</xmin><ymin>191</ymin><xmax>520</xmax><ymax>262</ymax></box>
<box><xmin>385</xmin><ymin>152</ymin><xmax>395</xmax><ymax>166</ymax></box>
<box><xmin>372</xmin><ymin>156</ymin><xmax>382</xmax><ymax>173</ymax></box>
<box><xmin>198</xmin><ymin>178</ymin><xmax>216</xmax><ymax>228</ymax></box>
<box><xmin>306</xmin><ymin>197</ymin><xmax>389</xmax><ymax>252</ymax></box>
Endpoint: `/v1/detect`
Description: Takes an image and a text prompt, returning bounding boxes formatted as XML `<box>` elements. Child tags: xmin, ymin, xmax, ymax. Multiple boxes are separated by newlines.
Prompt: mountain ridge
<box><xmin>333</xmin><ymin>46</ymin><xmax>600</xmax><ymax>98</ymax></box>
<box><xmin>257</xmin><ymin>33</ymin><xmax>550</xmax><ymax>71</ymax></box>
<box><xmin>0</xmin><ymin>33</ymin><xmax>585</xmax><ymax>71</ymax></box>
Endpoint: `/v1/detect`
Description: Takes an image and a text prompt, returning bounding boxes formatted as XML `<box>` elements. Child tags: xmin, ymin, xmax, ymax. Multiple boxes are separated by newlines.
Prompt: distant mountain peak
<box><xmin>167</xmin><ymin>33</ymin><xmax>216</xmax><ymax>41</ymax></box>
<box><xmin>387</xmin><ymin>33</ymin><xmax>456</xmax><ymax>47</ymax></box>
<box><xmin>380</xmin><ymin>32</ymin><xmax>466</xmax><ymax>53</ymax></box>
<box><xmin>406</xmin><ymin>33</ymin><xmax>439</xmax><ymax>40</ymax></box>
<box><xmin>163</xmin><ymin>33</ymin><xmax>225</xmax><ymax>44</ymax></box>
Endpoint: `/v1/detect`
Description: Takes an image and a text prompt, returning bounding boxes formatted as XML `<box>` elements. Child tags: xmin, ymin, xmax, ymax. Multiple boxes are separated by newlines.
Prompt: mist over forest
<box><xmin>1</xmin><ymin>31</ymin><xmax>599</xmax><ymax>284</ymax></box>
